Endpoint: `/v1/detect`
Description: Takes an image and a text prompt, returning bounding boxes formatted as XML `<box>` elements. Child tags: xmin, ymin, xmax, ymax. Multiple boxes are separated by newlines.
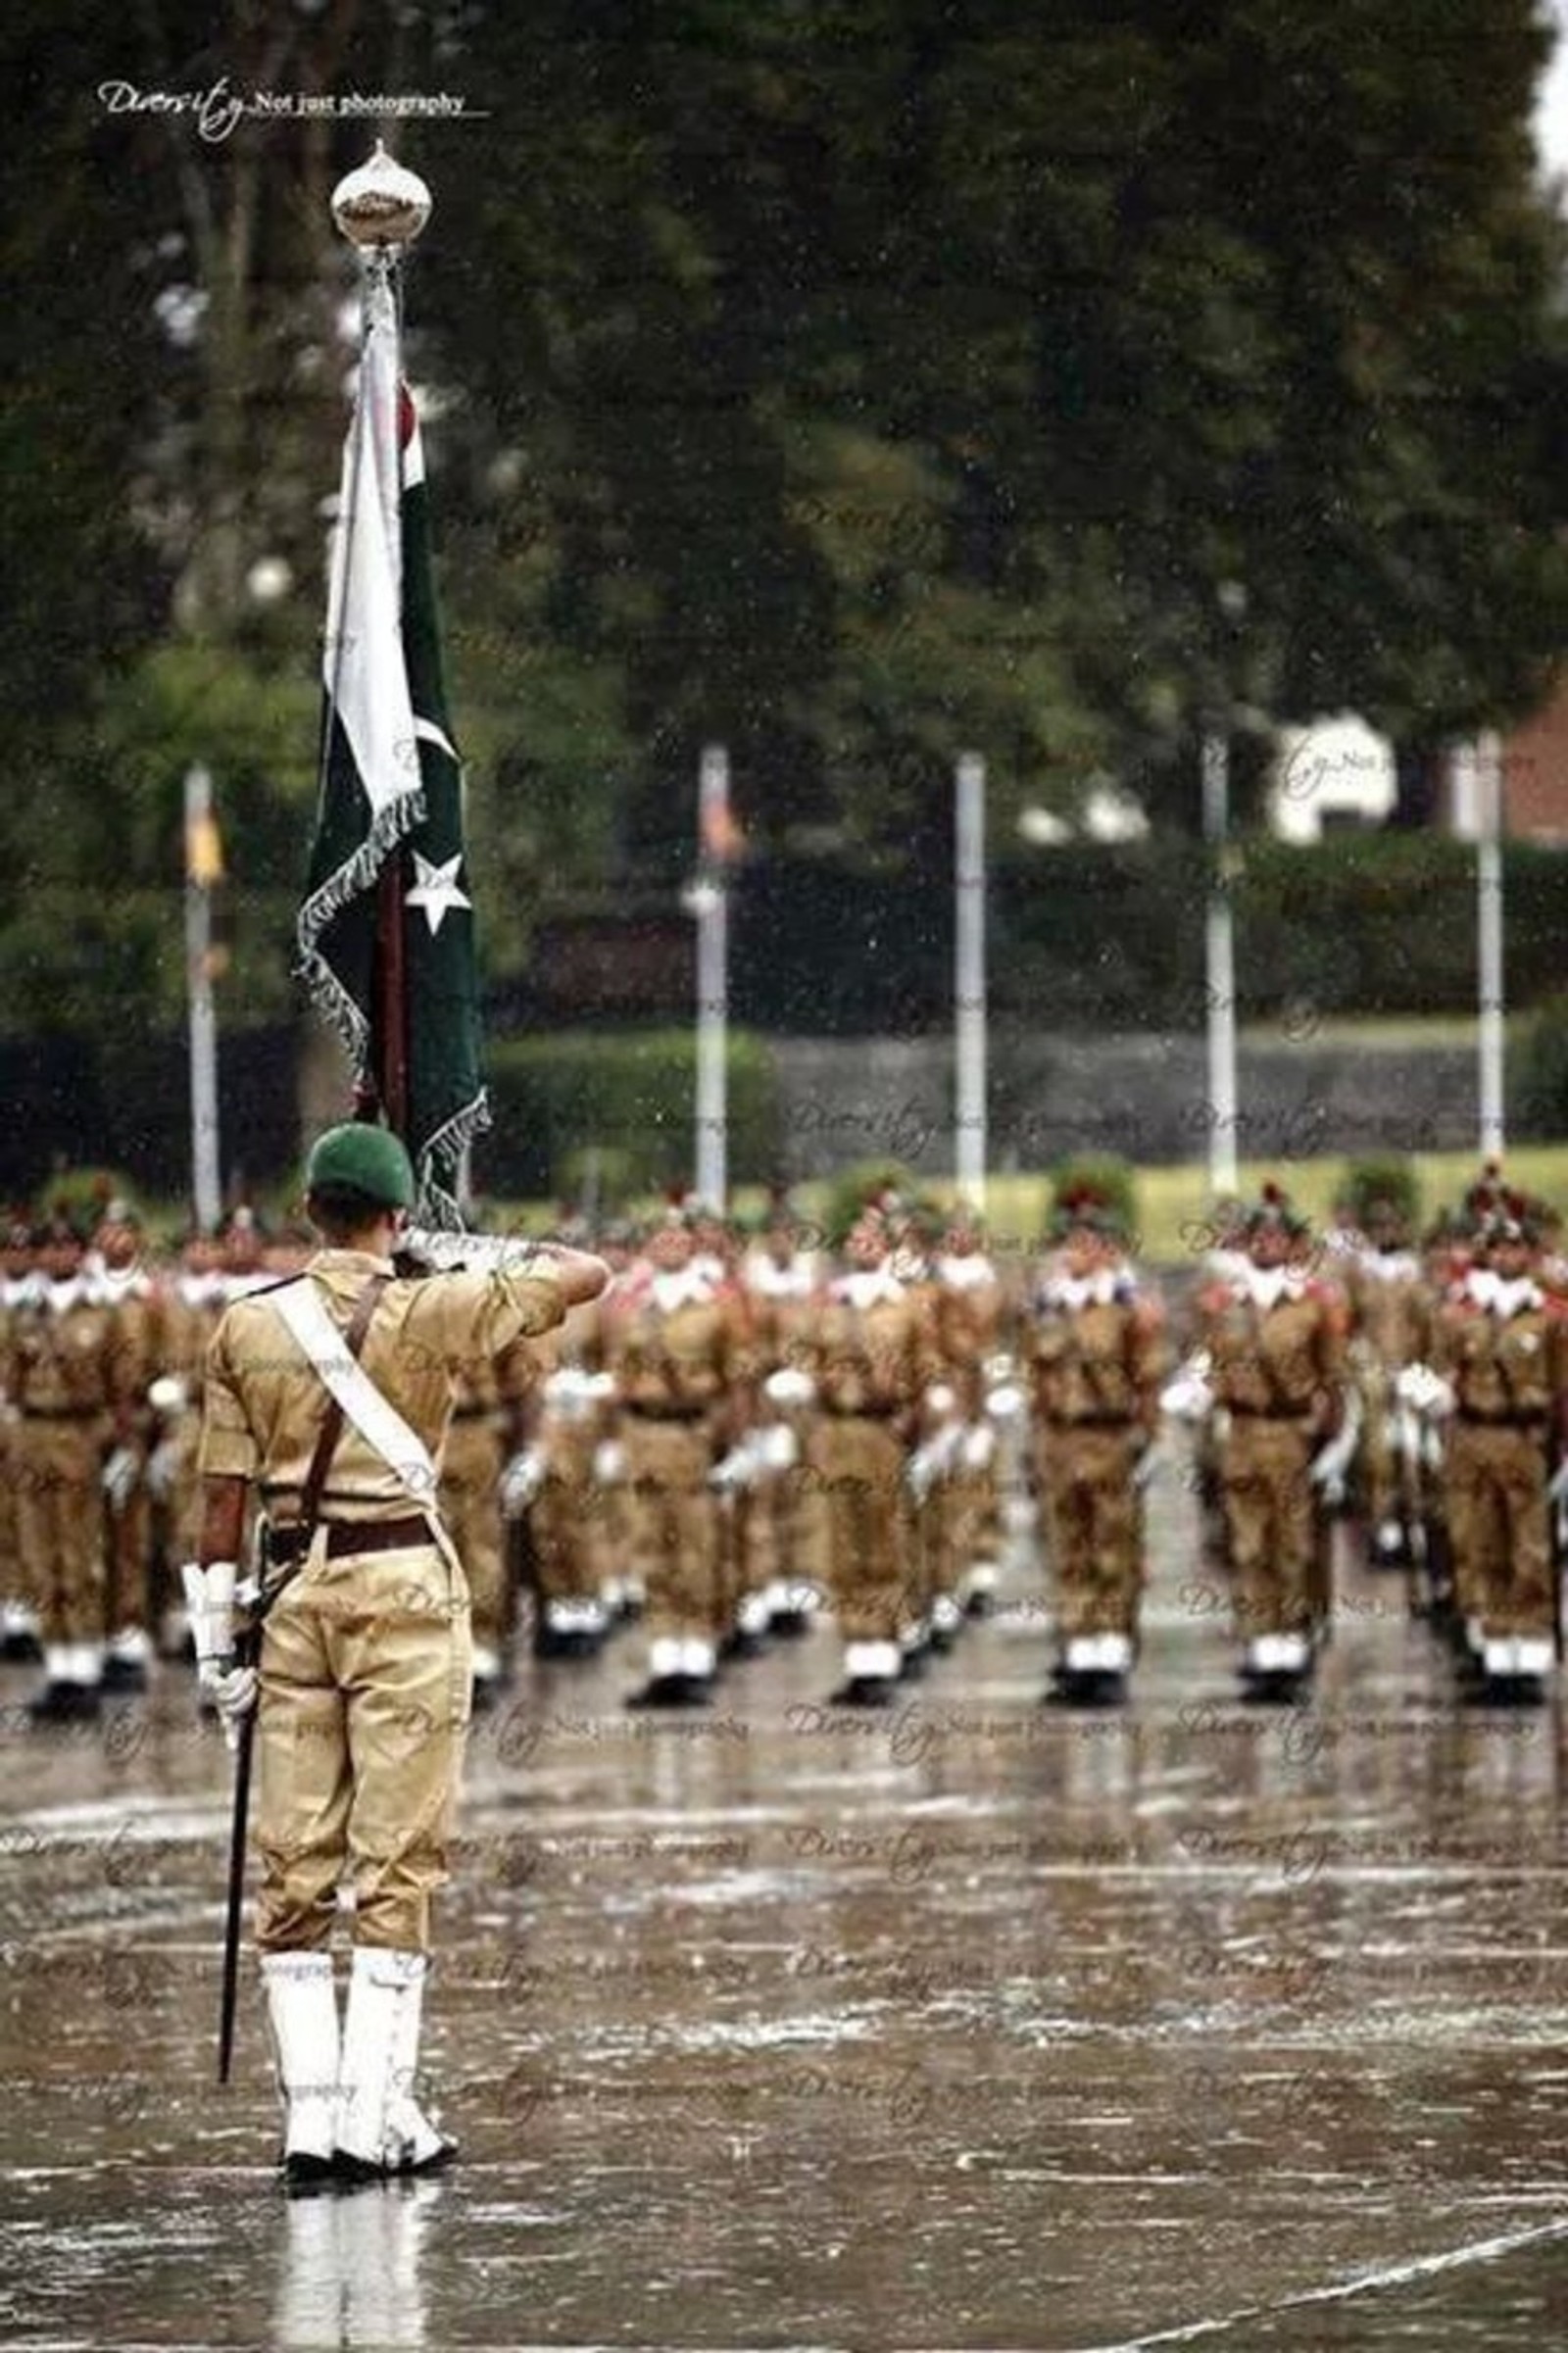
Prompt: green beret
<box><xmin>306</xmin><ymin>1123</ymin><xmax>416</xmax><ymax>1210</ymax></box>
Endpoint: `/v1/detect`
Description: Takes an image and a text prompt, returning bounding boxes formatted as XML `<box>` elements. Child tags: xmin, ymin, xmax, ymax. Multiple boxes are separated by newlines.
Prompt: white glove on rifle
<box><xmin>145</xmin><ymin>1436</ymin><xmax>183</xmax><ymax>1501</ymax></box>
<box><xmin>500</xmin><ymin>1446</ymin><xmax>547</xmax><ymax>1517</ymax></box>
<box><xmin>101</xmin><ymin>1445</ymin><xmax>139</xmax><ymax>1510</ymax></box>
<box><xmin>1308</xmin><ymin>1428</ymin><xmax>1357</xmax><ymax>1509</ymax></box>
<box><xmin>180</xmin><ymin>1561</ymin><xmax>257</xmax><ymax>1747</ymax></box>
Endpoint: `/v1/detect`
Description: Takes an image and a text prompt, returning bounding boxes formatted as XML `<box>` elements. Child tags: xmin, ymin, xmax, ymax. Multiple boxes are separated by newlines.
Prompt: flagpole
<box><xmin>1202</xmin><ymin>729</ymin><xmax>1239</xmax><ymax>1201</ymax></box>
<box><xmin>955</xmin><ymin>751</ymin><xmax>987</xmax><ymax>1214</ymax></box>
<box><xmin>184</xmin><ymin>762</ymin><xmax>222</xmax><ymax>1231</ymax></box>
<box><xmin>329</xmin><ymin>146</ymin><xmax>430</xmax><ymax>1148</ymax></box>
<box><xmin>1475</xmin><ymin>727</ymin><xmax>1505</xmax><ymax>1159</ymax></box>
<box><xmin>694</xmin><ymin>744</ymin><xmax>729</xmax><ymax>1209</ymax></box>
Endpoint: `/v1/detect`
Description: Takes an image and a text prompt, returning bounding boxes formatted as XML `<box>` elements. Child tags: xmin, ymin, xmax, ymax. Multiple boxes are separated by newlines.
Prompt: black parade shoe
<box><xmin>27</xmin><ymin>1680</ymin><xmax>101</xmax><ymax>1724</ymax></box>
<box><xmin>625</xmin><ymin>1671</ymin><xmax>710</xmax><ymax>1710</ymax></box>
<box><xmin>827</xmin><ymin>1674</ymin><xmax>897</xmax><ymax>1708</ymax></box>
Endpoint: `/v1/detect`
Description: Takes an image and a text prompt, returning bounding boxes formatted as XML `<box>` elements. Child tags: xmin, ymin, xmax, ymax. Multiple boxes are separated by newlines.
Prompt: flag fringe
<box><xmin>294</xmin><ymin>784</ymin><xmax>427</xmax><ymax>1069</ymax></box>
<box><xmin>416</xmin><ymin>1086</ymin><xmax>492</xmax><ymax>1231</ymax></box>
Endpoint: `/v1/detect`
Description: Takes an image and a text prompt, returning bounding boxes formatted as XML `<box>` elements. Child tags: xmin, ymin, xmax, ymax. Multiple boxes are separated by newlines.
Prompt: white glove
<box><xmin>1396</xmin><ymin>1362</ymin><xmax>1454</xmax><ymax>1419</ymax></box>
<box><xmin>763</xmin><ymin>1367</ymin><xmax>815</xmax><ymax>1410</ymax></box>
<box><xmin>709</xmin><ymin>1445</ymin><xmax>755</xmax><ymax>1494</ymax></box>
<box><xmin>961</xmin><ymin>1424</ymin><xmax>995</xmax><ymax>1472</ymax></box>
<box><xmin>101</xmin><ymin>1445</ymin><xmax>139</xmax><ymax>1510</ymax></box>
<box><xmin>758</xmin><ymin>1422</ymin><xmax>799</xmax><ymax>1471</ymax></box>
<box><xmin>592</xmin><ymin>1440</ymin><xmax>627</xmax><ymax>1485</ymax></box>
<box><xmin>198</xmin><ymin>1659</ymin><xmax>258</xmax><ymax>1749</ymax></box>
<box><xmin>181</xmin><ymin>1560</ymin><xmax>237</xmax><ymax>1665</ymax></box>
<box><xmin>1308</xmin><ymin>1436</ymin><xmax>1354</xmax><ymax>1508</ymax></box>
<box><xmin>1131</xmin><ymin>1438</ymin><xmax>1161</xmax><ymax>1494</ymax></box>
<box><xmin>1547</xmin><ymin>1460</ymin><xmax>1568</xmax><ymax>1509</ymax></box>
<box><xmin>985</xmin><ymin>1382</ymin><xmax>1025</xmax><ymax>1422</ymax></box>
<box><xmin>147</xmin><ymin>1374</ymin><xmax>189</xmax><ymax>1417</ymax></box>
<box><xmin>182</xmin><ymin>1562</ymin><xmax>253</xmax><ymax>1747</ymax></box>
<box><xmin>145</xmin><ymin>1437</ymin><xmax>183</xmax><ymax>1501</ymax></box>
<box><xmin>1160</xmin><ymin>1351</ymin><xmax>1215</xmax><ymax>1422</ymax></box>
<box><xmin>500</xmin><ymin>1447</ymin><xmax>547</xmax><ymax>1517</ymax></box>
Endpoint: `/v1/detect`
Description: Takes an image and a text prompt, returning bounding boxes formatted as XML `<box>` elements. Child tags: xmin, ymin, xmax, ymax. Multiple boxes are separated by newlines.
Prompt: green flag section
<box><xmin>297</xmin><ymin>261</ymin><xmax>487</xmax><ymax>1225</ymax></box>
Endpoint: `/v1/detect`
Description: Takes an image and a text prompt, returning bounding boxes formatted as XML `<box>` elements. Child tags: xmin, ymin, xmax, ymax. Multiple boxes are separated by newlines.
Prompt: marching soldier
<box><xmin>87</xmin><ymin>1199</ymin><xmax>168</xmax><ymax>1692</ymax></box>
<box><xmin>742</xmin><ymin>1195</ymin><xmax>827</xmax><ymax>1636</ymax></box>
<box><xmin>605</xmin><ymin>1204</ymin><xmax>754</xmax><ymax>1706</ymax></box>
<box><xmin>6</xmin><ymin>1212</ymin><xmax>136</xmax><ymax>1718</ymax></box>
<box><xmin>1423</xmin><ymin>1194</ymin><xmax>1568</xmax><ymax>1701</ymax></box>
<box><xmin>929</xmin><ymin>1206</ymin><xmax>1010</xmax><ymax>1635</ymax></box>
<box><xmin>798</xmin><ymin>1200</ymin><xmax>938</xmax><ymax>1705</ymax></box>
<box><xmin>1180</xmin><ymin>1184</ymin><xmax>1349</xmax><ymax>1700</ymax></box>
<box><xmin>186</xmin><ymin>1122</ymin><xmax>606</xmax><ymax>2184</ymax></box>
<box><xmin>1342</xmin><ymin>1190</ymin><xmax>1432</xmax><ymax>1571</ymax></box>
<box><xmin>1024</xmin><ymin>1186</ymin><xmax>1166</xmax><ymax>1703</ymax></box>
<box><xmin>438</xmin><ymin>1346</ymin><xmax>534</xmax><ymax>1708</ymax></box>
<box><xmin>0</xmin><ymin>1211</ymin><xmax>41</xmax><ymax>1660</ymax></box>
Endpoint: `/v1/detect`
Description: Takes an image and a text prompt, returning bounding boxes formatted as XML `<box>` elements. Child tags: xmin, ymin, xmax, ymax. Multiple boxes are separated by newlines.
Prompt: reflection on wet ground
<box><xmin>2</xmin><ymin>1454</ymin><xmax>1566</xmax><ymax>2348</ymax></box>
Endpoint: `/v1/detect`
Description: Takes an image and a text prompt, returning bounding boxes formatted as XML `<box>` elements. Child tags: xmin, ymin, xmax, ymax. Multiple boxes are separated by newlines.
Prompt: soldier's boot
<box><xmin>829</xmin><ymin>1638</ymin><xmax>901</xmax><ymax>1707</ymax></box>
<box><xmin>102</xmin><ymin>1626</ymin><xmax>153</xmax><ymax>1694</ymax></box>
<box><xmin>1238</xmin><ymin>1629</ymin><xmax>1312</xmax><ymax>1705</ymax></box>
<box><xmin>28</xmin><ymin>1642</ymin><xmax>102</xmax><ymax>1722</ymax></box>
<box><xmin>261</xmin><ymin>1951</ymin><xmax>341</xmax><ymax>2193</ymax></box>
<box><xmin>1049</xmin><ymin>1630</ymin><xmax>1132</xmax><ymax>1707</ymax></box>
<box><xmin>626</xmin><ymin>1634</ymin><xmax>711</xmax><ymax>1708</ymax></box>
<box><xmin>334</xmin><ymin>1949</ymin><xmax>457</xmax><ymax>2183</ymax></box>
<box><xmin>1473</xmin><ymin>1632</ymin><xmax>1554</xmax><ymax>1707</ymax></box>
<box><xmin>0</xmin><ymin>1600</ymin><xmax>43</xmax><ymax>1663</ymax></box>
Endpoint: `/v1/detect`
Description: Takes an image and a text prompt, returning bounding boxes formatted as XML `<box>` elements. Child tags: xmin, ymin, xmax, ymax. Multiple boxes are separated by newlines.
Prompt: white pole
<box><xmin>695</xmin><ymin>744</ymin><xmax>729</xmax><ymax>1208</ymax></box>
<box><xmin>955</xmin><ymin>752</ymin><xmax>987</xmax><ymax>1213</ymax></box>
<box><xmin>184</xmin><ymin>763</ymin><xmax>222</xmax><ymax>1231</ymax></box>
<box><xmin>1202</xmin><ymin>731</ymin><xmax>1239</xmax><ymax>1200</ymax></box>
<box><xmin>1476</xmin><ymin>728</ymin><xmax>1505</xmax><ymax>1159</ymax></box>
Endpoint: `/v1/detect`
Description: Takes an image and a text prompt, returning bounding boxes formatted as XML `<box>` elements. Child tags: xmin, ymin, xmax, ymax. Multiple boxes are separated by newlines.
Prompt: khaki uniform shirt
<box><xmin>198</xmin><ymin>1247</ymin><xmax>565</xmax><ymax>1521</ymax></box>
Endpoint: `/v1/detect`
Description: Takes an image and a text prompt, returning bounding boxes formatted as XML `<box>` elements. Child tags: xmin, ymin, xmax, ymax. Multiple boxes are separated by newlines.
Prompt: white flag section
<box><xmin>322</xmin><ymin>268</ymin><xmax>421</xmax><ymax>828</ymax></box>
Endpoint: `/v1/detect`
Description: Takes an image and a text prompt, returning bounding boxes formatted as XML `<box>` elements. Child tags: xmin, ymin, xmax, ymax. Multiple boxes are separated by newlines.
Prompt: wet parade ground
<box><xmin>4</xmin><ymin>1446</ymin><xmax>1568</xmax><ymax>2352</ymax></box>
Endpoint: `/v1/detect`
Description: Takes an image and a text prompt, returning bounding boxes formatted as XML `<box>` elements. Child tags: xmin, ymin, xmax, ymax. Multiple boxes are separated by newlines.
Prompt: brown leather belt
<box><xmin>22</xmin><ymin>1405</ymin><xmax>101</xmax><ymax>1421</ymax></box>
<box><xmin>1227</xmin><ymin>1404</ymin><xmax>1313</xmax><ymax>1420</ymax></box>
<box><xmin>266</xmin><ymin>1513</ymin><xmax>431</xmax><ymax>1564</ymax></box>
<box><xmin>623</xmin><ymin>1402</ymin><xmax>710</xmax><ymax>1421</ymax></box>
<box><xmin>821</xmin><ymin>1401</ymin><xmax>901</xmax><ymax>1419</ymax></box>
<box><xmin>1046</xmin><ymin>1413</ymin><xmax>1135</xmax><ymax>1430</ymax></box>
<box><xmin>1457</xmin><ymin>1409</ymin><xmax>1548</xmax><ymax>1429</ymax></box>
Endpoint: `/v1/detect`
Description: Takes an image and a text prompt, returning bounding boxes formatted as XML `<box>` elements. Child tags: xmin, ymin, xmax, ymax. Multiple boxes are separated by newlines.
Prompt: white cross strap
<box><xmin>270</xmin><ymin>1276</ymin><xmax>439</xmax><ymax>1504</ymax></box>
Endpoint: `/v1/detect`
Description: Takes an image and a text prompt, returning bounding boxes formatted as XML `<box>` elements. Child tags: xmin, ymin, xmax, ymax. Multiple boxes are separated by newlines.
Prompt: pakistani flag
<box><xmin>297</xmin><ymin>259</ymin><xmax>487</xmax><ymax>1225</ymax></box>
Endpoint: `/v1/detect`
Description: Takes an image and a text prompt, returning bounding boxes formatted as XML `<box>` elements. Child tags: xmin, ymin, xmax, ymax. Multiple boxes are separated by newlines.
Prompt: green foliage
<box><xmin>1510</xmin><ymin>993</ymin><xmax>1568</xmax><ymax>1144</ymax></box>
<box><xmin>1340</xmin><ymin>1156</ymin><xmax>1422</xmax><ymax>1227</ymax></box>
<box><xmin>1044</xmin><ymin>1153</ymin><xmax>1140</xmax><ymax>1244</ymax></box>
<box><xmin>479</xmin><ymin>1030</ymin><xmax>780</xmax><ymax>1201</ymax></box>
<box><xmin>821</xmin><ymin>1160</ymin><xmax>917</xmax><ymax>1247</ymax></box>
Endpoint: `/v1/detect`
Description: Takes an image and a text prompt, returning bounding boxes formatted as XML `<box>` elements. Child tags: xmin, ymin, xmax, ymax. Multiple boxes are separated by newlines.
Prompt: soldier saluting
<box><xmin>187</xmin><ymin>1123</ymin><xmax>606</xmax><ymax>2187</ymax></box>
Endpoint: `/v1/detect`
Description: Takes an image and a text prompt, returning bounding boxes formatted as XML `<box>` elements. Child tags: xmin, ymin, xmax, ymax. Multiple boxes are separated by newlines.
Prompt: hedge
<box><xmin>476</xmin><ymin>1029</ymin><xmax>781</xmax><ymax>1203</ymax></box>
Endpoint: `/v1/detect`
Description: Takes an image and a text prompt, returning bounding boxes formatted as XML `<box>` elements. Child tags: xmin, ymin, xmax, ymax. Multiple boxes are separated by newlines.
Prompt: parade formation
<box><xmin>4</xmin><ymin>1153</ymin><xmax>1565</xmax><ymax>1754</ymax></box>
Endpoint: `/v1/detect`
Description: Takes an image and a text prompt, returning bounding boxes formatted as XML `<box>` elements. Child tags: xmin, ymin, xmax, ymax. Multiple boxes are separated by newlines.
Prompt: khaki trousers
<box><xmin>13</xmin><ymin>1420</ymin><xmax>106</xmax><ymax>1642</ymax></box>
<box><xmin>1038</xmin><ymin>1424</ymin><xmax>1142</xmax><ymax>1638</ymax></box>
<box><xmin>810</xmin><ymin>1414</ymin><xmax>907</xmax><ymax>1641</ymax></box>
<box><xmin>439</xmin><ymin>1416</ymin><xmax>507</xmax><ymax>1653</ymax></box>
<box><xmin>621</xmin><ymin>1419</ymin><xmax>717</xmax><ymax>1639</ymax></box>
<box><xmin>255</xmin><ymin>1532</ymin><xmax>471</xmax><ymax>1954</ymax></box>
<box><xmin>1445</xmin><ymin>1423</ymin><xmax>1553</xmax><ymax>1638</ymax></box>
<box><xmin>1220</xmin><ymin>1417</ymin><xmax>1320</xmax><ymax>1639</ymax></box>
<box><xmin>532</xmin><ymin>1433</ymin><xmax>608</xmax><ymax>1605</ymax></box>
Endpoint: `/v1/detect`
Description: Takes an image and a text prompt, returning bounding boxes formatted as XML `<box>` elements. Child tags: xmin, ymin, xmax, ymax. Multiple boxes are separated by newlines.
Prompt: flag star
<box><xmin>406</xmin><ymin>852</ymin><xmax>471</xmax><ymax>937</ymax></box>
